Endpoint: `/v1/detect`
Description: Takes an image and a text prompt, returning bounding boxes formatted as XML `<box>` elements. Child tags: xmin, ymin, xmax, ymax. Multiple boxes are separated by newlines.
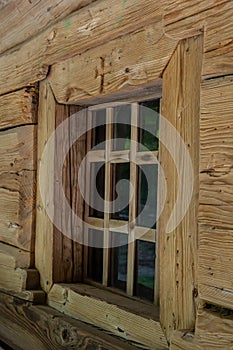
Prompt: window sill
<box><xmin>48</xmin><ymin>283</ymin><xmax>168</xmax><ymax>349</ymax></box>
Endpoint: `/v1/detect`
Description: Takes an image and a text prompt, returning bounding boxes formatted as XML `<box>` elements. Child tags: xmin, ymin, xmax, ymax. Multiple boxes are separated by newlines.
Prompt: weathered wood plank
<box><xmin>0</xmin><ymin>266</ymin><xmax>39</xmax><ymax>293</ymax></box>
<box><xmin>170</xmin><ymin>331</ymin><xmax>201</xmax><ymax>350</ymax></box>
<box><xmin>0</xmin><ymin>241</ymin><xmax>31</xmax><ymax>269</ymax></box>
<box><xmin>195</xmin><ymin>305</ymin><xmax>233</xmax><ymax>349</ymax></box>
<box><xmin>164</xmin><ymin>1</ymin><xmax>233</xmax><ymax>78</ymax></box>
<box><xmin>200</xmin><ymin>76</ymin><xmax>233</xmax><ymax>172</ymax></box>
<box><xmin>35</xmin><ymin>81</ymin><xmax>56</xmax><ymax>292</ymax></box>
<box><xmin>0</xmin><ymin>125</ymin><xmax>36</xmax><ymax>172</ymax></box>
<box><xmin>0</xmin><ymin>171</ymin><xmax>36</xmax><ymax>251</ymax></box>
<box><xmin>159</xmin><ymin>35</ymin><xmax>203</xmax><ymax>340</ymax></box>
<box><xmin>199</xmin><ymin>227</ymin><xmax>233</xmax><ymax>309</ymax></box>
<box><xmin>48</xmin><ymin>22</ymin><xmax>177</xmax><ymax>104</ymax></box>
<box><xmin>0</xmin><ymin>0</ymin><xmax>164</xmax><ymax>96</ymax></box>
<box><xmin>48</xmin><ymin>284</ymin><xmax>168</xmax><ymax>349</ymax></box>
<box><xmin>53</xmin><ymin>104</ymin><xmax>73</xmax><ymax>283</ymax></box>
<box><xmin>69</xmin><ymin>106</ymin><xmax>86</xmax><ymax>282</ymax></box>
<box><xmin>0</xmin><ymin>292</ymin><xmax>140</xmax><ymax>350</ymax></box>
<box><xmin>0</xmin><ymin>86</ymin><xmax>38</xmax><ymax>130</ymax></box>
<box><xmin>0</xmin><ymin>0</ymin><xmax>97</xmax><ymax>55</ymax></box>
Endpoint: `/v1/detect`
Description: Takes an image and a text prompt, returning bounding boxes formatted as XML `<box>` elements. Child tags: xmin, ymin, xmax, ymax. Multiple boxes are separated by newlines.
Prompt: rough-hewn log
<box><xmin>0</xmin><ymin>0</ymin><xmax>97</xmax><ymax>55</ymax></box>
<box><xmin>195</xmin><ymin>305</ymin><xmax>233</xmax><ymax>349</ymax></box>
<box><xmin>48</xmin><ymin>22</ymin><xmax>176</xmax><ymax>104</ymax></box>
<box><xmin>0</xmin><ymin>86</ymin><xmax>38</xmax><ymax>130</ymax></box>
<box><xmin>0</xmin><ymin>0</ymin><xmax>163</xmax><ymax>96</ymax></box>
<box><xmin>0</xmin><ymin>242</ymin><xmax>31</xmax><ymax>269</ymax></box>
<box><xmin>0</xmin><ymin>125</ymin><xmax>36</xmax><ymax>172</ymax></box>
<box><xmin>48</xmin><ymin>283</ymin><xmax>168</xmax><ymax>349</ymax></box>
<box><xmin>164</xmin><ymin>1</ymin><xmax>233</xmax><ymax>78</ymax></box>
<box><xmin>0</xmin><ymin>170</ymin><xmax>36</xmax><ymax>251</ymax></box>
<box><xmin>0</xmin><ymin>292</ymin><xmax>140</xmax><ymax>350</ymax></box>
<box><xmin>0</xmin><ymin>267</ymin><xmax>39</xmax><ymax>293</ymax></box>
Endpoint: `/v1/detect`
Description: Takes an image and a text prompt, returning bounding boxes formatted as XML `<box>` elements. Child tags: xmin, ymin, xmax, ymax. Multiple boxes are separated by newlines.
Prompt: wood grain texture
<box><xmin>170</xmin><ymin>331</ymin><xmax>201</xmax><ymax>350</ymax></box>
<box><xmin>195</xmin><ymin>305</ymin><xmax>233</xmax><ymax>349</ymax></box>
<box><xmin>0</xmin><ymin>171</ymin><xmax>36</xmax><ymax>251</ymax></box>
<box><xmin>164</xmin><ymin>0</ymin><xmax>233</xmax><ymax>78</ymax></box>
<box><xmin>0</xmin><ymin>0</ymin><xmax>97</xmax><ymax>55</ymax></box>
<box><xmin>199</xmin><ymin>227</ymin><xmax>233</xmax><ymax>309</ymax></box>
<box><xmin>35</xmin><ymin>80</ymin><xmax>56</xmax><ymax>292</ymax></box>
<box><xmin>0</xmin><ymin>0</ymin><xmax>163</xmax><ymax>96</ymax></box>
<box><xmin>0</xmin><ymin>86</ymin><xmax>38</xmax><ymax>130</ymax></box>
<box><xmin>48</xmin><ymin>284</ymin><xmax>168</xmax><ymax>350</ymax></box>
<box><xmin>0</xmin><ymin>292</ymin><xmax>141</xmax><ymax>350</ymax></box>
<box><xmin>0</xmin><ymin>266</ymin><xmax>39</xmax><ymax>293</ymax></box>
<box><xmin>0</xmin><ymin>241</ymin><xmax>31</xmax><ymax>269</ymax></box>
<box><xmin>48</xmin><ymin>22</ymin><xmax>177</xmax><ymax>104</ymax></box>
<box><xmin>159</xmin><ymin>35</ymin><xmax>203</xmax><ymax>340</ymax></box>
<box><xmin>0</xmin><ymin>125</ymin><xmax>36</xmax><ymax>172</ymax></box>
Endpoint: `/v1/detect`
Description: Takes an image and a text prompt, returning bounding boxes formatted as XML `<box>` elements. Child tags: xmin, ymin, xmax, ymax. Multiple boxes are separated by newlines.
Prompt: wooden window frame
<box><xmin>35</xmin><ymin>34</ymin><xmax>203</xmax><ymax>347</ymax></box>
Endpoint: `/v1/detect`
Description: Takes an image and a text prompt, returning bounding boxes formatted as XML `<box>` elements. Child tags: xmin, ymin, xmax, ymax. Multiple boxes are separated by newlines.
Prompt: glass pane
<box><xmin>134</xmin><ymin>240</ymin><xmax>156</xmax><ymax>302</ymax></box>
<box><xmin>91</xmin><ymin>109</ymin><xmax>106</xmax><ymax>149</ymax></box>
<box><xmin>87</xmin><ymin>229</ymin><xmax>103</xmax><ymax>283</ymax></box>
<box><xmin>139</xmin><ymin>99</ymin><xmax>160</xmax><ymax>151</ymax></box>
<box><xmin>111</xmin><ymin>163</ymin><xmax>130</xmax><ymax>221</ymax></box>
<box><xmin>110</xmin><ymin>232</ymin><xmax>128</xmax><ymax>291</ymax></box>
<box><xmin>137</xmin><ymin>164</ymin><xmax>158</xmax><ymax>229</ymax></box>
<box><xmin>89</xmin><ymin>162</ymin><xmax>105</xmax><ymax>219</ymax></box>
<box><xmin>113</xmin><ymin>104</ymin><xmax>131</xmax><ymax>150</ymax></box>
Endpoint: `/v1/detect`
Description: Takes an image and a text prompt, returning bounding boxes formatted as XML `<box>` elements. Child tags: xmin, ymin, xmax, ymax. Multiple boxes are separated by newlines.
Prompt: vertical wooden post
<box><xmin>159</xmin><ymin>35</ymin><xmax>203</xmax><ymax>340</ymax></box>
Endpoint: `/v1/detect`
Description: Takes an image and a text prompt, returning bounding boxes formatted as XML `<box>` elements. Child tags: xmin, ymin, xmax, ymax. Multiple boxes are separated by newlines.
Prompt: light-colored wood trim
<box><xmin>102</xmin><ymin>107</ymin><xmax>113</xmax><ymax>286</ymax></box>
<box><xmin>126</xmin><ymin>103</ymin><xmax>138</xmax><ymax>296</ymax></box>
<box><xmin>35</xmin><ymin>80</ymin><xmax>56</xmax><ymax>292</ymax></box>
<box><xmin>48</xmin><ymin>283</ymin><xmax>168</xmax><ymax>349</ymax></box>
<box><xmin>159</xmin><ymin>34</ymin><xmax>203</xmax><ymax>340</ymax></box>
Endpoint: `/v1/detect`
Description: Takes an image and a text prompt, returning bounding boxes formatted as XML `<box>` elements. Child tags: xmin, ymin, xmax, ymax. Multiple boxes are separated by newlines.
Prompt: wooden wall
<box><xmin>0</xmin><ymin>0</ymin><xmax>233</xmax><ymax>349</ymax></box>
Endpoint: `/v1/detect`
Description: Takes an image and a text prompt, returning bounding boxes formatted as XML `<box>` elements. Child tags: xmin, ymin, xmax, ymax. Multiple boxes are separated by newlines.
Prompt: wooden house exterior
<box><xmin>0</xmin><ymin>0</ymin><xmax>233</xmax><ymax>349</ymax></box>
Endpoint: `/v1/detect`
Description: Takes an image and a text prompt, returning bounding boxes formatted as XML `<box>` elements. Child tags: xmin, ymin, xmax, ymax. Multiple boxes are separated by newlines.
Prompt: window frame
<box><xmin>35</xmin><ymin>34</ymin><xmax>202</xmax><ymax>347</ymax></box>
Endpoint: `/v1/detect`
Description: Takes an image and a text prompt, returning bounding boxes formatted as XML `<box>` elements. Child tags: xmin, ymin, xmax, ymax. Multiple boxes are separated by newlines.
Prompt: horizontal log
<box><xmin>0</xmin><ymin>86</ymin><xmax>38</xmax><ymax>130</ymax></box>
<box><xmin>0</xmin><ymin>292</ymin><xmax>140</xmax><ymax>350</ymax></box>
<box><xmin>49</xmin><ymin>23</ymin><xmax>176</xmax><ymax>104</ymax></box>
<box><xmin>0</xmin><ymin>242</ymin><xmax>31</xmax><ymax>269</ymax></box>
<box><xmin>199</xmin><ymin>227</ymin><xmax>233</xmax><ymax>308</ymax></box>
<box><xmin>0</xmin><ymin>0</ymin><xmax>163</xmax><ymax>96</ymax></box>
<box><xmin>0</xmin><ymin>125</ymin><xmax>36</xmax><ymax>172</ymax></box>
<box><xmin>0</xmin><ymin>171</ymin><xmax>35</xmax><ymax>250</ymax></box>
<box><xmin>0</xmin><ymin>0</ymin><xmax>97</xmax><ymax>55</ymax></box>
<box><xmin>195</xmin><ymin>306</ymin><xmax>233</xmax><ymax>348</ymax></box>
<box><xmin>0</xmin><ymin>267</ymin><xmax>39</xmax><ymax>293</ymax></box>
<box><xmin>200</xmin><ymin>76</ymin><xmax>233</xmax><ymax>172</ymax></box>
<box><xmin>164</xmin><ymin>1</ymin><xmax>233</xmax><ymax>77</ymax></box>
<box><xmin>48</xmin><ymin>284</ymin><xmax>168</xmax><ymax>349</ymax></box>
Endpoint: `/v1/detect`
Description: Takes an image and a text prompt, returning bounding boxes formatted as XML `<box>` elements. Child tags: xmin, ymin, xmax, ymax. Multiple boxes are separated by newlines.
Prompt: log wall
<box><xmin>0</xmin><ymin>0</ymin><xmax>233</xmax><ymax>349</ymax></box>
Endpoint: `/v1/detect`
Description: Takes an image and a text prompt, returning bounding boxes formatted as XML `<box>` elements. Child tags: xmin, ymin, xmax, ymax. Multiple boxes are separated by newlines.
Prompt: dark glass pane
<box><xmin>87</xmin><ymin>229</ymin><xmax>103</xmax><ymax>283</ymax></box>
<box><xmin>137</xmin><ymin>164</ymin><xmax>158</xmax><ymax>229</ymax></box>
<box><xmin>113</xmin><ymin>104</ymin><xmax>131</xmax><ymax>150</ymax></box>
<box><xmin>139</xmin><ymin>99</ymin><xmax>160</xmax><ymax>151</ymax></box>
<box><xmin>110</xmin><ymin>232</ymin><xmax>128</xmax><ymax>291</ymax></box>
<box><xmin>111</xmin><ymin>163</ymin><xmax>130</xmax><ymax>221</ymax></box>
<box><xmin>89</xmin><ymin>162</ymin><xmax>105</xmax><ymax>219</ymax></box>
<box><xmin>134</xmin><ymin>240</ymin><xmax>156</xmax><ymax>302</ymax></box>
<box><xmin>91</xmin><ymin>109</ymin><xmax>106</xmax><ymax>149</ymax></box>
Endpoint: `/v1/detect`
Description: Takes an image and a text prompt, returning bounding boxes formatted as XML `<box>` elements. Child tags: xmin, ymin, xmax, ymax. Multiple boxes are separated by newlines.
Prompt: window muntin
<box><xmin>84</xmin><ymin>100</ymin><xmax>160</xmax><ymax>303</ymax></box>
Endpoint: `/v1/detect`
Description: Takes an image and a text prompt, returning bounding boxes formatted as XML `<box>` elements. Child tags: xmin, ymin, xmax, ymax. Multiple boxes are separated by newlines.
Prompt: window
<box><xmin>83</xmin><ymin>100</ymin><xmax>160</xmax><ymax>303</ymax></box>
